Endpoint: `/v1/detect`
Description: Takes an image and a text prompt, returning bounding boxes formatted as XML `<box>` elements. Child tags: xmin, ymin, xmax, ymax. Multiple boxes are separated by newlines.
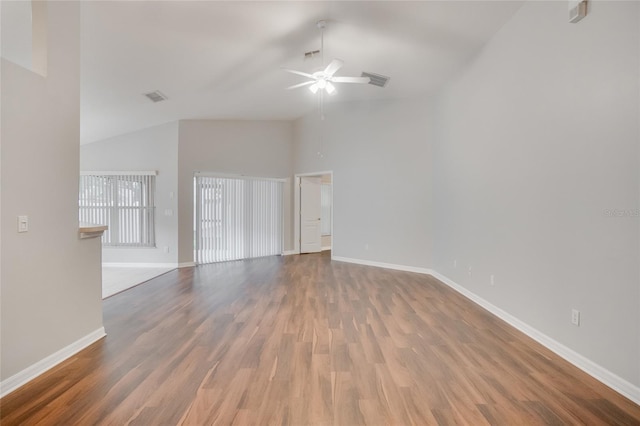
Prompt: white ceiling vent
<box><xmin>361</xmin><ymin>72</ymin><xmax>390</xmax><ymax>88</ymax></box>
<box><xmin>143</xmin><ymin>91</ymin><xmax>167</xmax><ymax>103</ymax></box>
<box><xmin>304</xmin><ymin>49</ymin><xmax>320</xmax><ymax>59</ymax></box>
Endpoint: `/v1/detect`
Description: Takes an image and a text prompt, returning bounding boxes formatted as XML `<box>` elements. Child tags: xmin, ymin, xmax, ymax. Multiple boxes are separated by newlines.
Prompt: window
<box><xmin>79</xmin><ymin>172</ymin><xmax>156</xmax><ymax>247</ymax></box>
<box><xmin>195</xmin><ymin>174</ymin><xmax>283</xmax><ymax>264</ymax></box>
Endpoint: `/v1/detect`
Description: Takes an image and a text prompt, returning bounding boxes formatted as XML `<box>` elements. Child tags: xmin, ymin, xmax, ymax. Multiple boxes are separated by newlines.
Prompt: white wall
<box><xmin>1</xmin><ymin>1</ymin><xmax>47</xmax><ymax>76</ymax></box>
<box><xmin>433</xmin><ymin>1</ymin><xmax>639</xmax><ymax>387</ymax></box>
<box><xmin>1</xmin><ymin>0</ymin><xmax>33</xmax><ymax>71</ymax></box>
<box><xmin>293</xmin><ymin>97</ymin><xmax>434</xmax><ymax>268</ymax></box>
<box><xmin>1</xmin><ymin>2</ymin><xmax>104</xmax><ymax>382</ymax></box>
<box><xmin>177</xmin><ymin>120</ymin><xmax>294</xmax><ymax>263</ymax></box>
<box><xmin>80</xmin><ymin>122</ymin><xmax>179</xmax><ymax>264</ymax></box>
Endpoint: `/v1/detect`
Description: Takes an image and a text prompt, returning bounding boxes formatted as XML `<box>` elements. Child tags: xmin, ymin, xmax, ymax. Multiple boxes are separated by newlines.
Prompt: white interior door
<box><xmin>300</xmin><ymin>176</ymin><xmax>322</xmax><ymax>253</ymax></box>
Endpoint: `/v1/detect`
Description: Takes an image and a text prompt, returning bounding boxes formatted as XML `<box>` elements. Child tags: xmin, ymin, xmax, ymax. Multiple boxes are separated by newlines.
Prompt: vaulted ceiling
<box><xmin>80</xmin><ymin>1</ymin><xmax>523</xmax><ymax>144</ymax></box>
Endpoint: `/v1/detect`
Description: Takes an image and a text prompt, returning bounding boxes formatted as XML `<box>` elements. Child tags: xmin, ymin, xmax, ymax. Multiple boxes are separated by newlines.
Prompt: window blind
<box><xmin>195</xmin><ymin>175</ymin><xmax>283</xmax><ymax>264</ymax></box>
<box><xmin>79</xmin><ymin>173</ymin><xmax>156</xmax><ymax>247</ymax></box>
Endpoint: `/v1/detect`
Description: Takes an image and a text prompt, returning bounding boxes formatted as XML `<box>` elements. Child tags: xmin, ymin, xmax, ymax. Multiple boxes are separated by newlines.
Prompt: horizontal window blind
<box><xmin>195</xmin><ymin>175</ymin><xmax>283</xmax><ymax>264</ymax></box>
<box><xmin>79</xmin><ymin>173</ymin><xmax>156</xmax><ymax>247</ymax></box>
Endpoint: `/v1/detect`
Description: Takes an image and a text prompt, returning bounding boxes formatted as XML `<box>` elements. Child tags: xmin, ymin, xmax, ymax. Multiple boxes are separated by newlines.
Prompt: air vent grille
<box><xmin>143</xmin><ymin>91</ymin><xmax>167</xmax><ymax>103</ymax></box>
<box><xmin>361</xmin><ymin>72</ymin><xmax>390</xmax><ymax>88</ymax></box>
<box><xmin>304</xmin><ymin>49</ymin><xmax>320</xmax><ymax>59</ymax></box>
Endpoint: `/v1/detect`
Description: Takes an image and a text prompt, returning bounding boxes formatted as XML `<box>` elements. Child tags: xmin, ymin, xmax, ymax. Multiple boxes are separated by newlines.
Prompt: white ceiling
<box><xmin>80</xmin><ymin>1</ymin><xmax>523</xmax><ymax>144</ymax></box>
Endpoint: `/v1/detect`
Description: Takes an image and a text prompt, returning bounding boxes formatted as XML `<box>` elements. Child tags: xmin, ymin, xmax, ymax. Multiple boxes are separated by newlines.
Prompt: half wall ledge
<box><xmin>79</xmin><ymin>222</ymin><xmax>108</xmax><ymax>239</ymax></box>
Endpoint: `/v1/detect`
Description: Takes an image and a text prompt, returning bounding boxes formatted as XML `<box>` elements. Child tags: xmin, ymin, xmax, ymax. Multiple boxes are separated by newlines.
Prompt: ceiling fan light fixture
<box><xmin>284</xmin><ymin>19</ymin><xmax>377</xmax><ymax>107</ymax></box>
<box><xmin>325</xmin><ymin>82</ymin><xmax>336</xmax><ymax>95</ymax></box>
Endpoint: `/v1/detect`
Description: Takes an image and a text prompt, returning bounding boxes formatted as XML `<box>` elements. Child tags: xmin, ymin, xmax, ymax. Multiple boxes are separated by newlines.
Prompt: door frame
<box><xmin>293</xmin><ymin>171</ymin><xmax>333</xmax><ymax>254</ymax></box>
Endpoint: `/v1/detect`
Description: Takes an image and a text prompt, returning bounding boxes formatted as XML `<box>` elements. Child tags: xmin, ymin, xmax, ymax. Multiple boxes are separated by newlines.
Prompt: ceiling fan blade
<box><xmin>282</xmin><ymin>68</ymin><xmax>316</xmax><ymax>79</ymax></box>
<box><xmin>323</xmin><ymin>59</ymin><xmax>344</xmax><ymax>77</ymax></box>
<box><xmin>286</xmin><ymin>81</ymin><xmax>316</xmax><ymax>90</ymax></box>
<box><xmin>331</xmin><ymin>76</ymin><xmax>371</xmax><ymax>84</ymax></box>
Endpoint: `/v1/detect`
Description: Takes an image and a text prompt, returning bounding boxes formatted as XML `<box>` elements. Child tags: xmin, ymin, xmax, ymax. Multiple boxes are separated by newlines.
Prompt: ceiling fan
<box><xmin>283</xmin><ymin>20</ymin><xmax>370</xmax><ymax>95</ymax></box>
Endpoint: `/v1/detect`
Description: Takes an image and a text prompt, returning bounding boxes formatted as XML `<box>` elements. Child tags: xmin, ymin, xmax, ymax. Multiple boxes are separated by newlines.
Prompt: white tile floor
<box><xmin>102</xmin><ymin>266</ymin><xmax>175</xmax><ymax>299</ymax></box>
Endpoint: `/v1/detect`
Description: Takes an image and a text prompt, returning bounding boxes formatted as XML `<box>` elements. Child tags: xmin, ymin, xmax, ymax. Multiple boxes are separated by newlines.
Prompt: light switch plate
<box><xmin>18</xmin><ymin>215</ymin><xmax>28</xmax><ymax>233</ymax></box>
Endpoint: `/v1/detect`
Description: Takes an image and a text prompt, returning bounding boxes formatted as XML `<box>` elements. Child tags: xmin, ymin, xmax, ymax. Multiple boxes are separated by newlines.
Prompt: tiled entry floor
<box><xmin>102</xmin><ymin>266</ymin><xmax>175</xmax><ymax>299</ymax></box>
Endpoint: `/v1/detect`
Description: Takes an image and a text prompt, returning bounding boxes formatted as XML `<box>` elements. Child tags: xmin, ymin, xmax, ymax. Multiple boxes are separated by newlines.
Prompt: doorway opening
<box><xmin>294</xmin><ymin>171</ymin><xmax>333</xmax><ymax>254</ymax></box>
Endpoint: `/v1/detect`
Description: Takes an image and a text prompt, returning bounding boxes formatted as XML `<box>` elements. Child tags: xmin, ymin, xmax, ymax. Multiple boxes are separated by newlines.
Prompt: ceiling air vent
<box><xmin>361</xmin><ymin>72</ymin><xmax>390</xmax><ymax>88</ymax></box>
<box><xmin>304</xmin><ymin>49</ymin><xmax>320</xmax><ymax>59</ymax></box>
<box><xmin>143</xmin><ymin>90</ymin><xmax>167</xmax><ymax>103</ymax></box>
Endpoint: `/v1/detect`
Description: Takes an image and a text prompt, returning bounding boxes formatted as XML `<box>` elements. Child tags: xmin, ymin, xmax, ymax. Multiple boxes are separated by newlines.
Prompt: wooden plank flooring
<box><xmin>2</xmin><ymin>252</ymin><xmax>639</xmax><ymax>425</ymax></box>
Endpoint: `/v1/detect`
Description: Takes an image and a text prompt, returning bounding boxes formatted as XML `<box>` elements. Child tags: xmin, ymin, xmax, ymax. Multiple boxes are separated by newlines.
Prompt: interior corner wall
<box><xmin>1</xmin><ymin>1</ymin><xmax>104</xmax><ymax>381</ymax></box>
<box><xmin>293</xmin><ymin>97</ymin><xmax>434</xmax><ymax>268</ymax></box>
<box><xmin>80</xmin><ymin>122</ymin><xmax>180</xmax><ymax>264</ymax></box>
<box><xmin>177</xmin><ymin>120</ymin><xmax>294</xmax><ymax>264</ymax></box>
<box><xmin>0</xmin><ymin>0</ymin><xmax>33</xmax><ymax>71</ymax></box>
<box><xmin>433</xmin><ymin>1</ymin><xmax>640</xmax><ymax>386</ymax></box>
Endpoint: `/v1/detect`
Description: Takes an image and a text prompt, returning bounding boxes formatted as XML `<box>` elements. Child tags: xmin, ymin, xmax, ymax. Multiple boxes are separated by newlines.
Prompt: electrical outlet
<box><xmin>490</xmin><ymin>274</ymin><xmax>495</xmax><ymax>286</ymax></box>
<box><xmin>571</xmin><ymin>309</ymin><xmax>580</xmax><ymax>326</ymax></box>
<box><xmin>163</xmin><ymin>246</ymin><xmax>170</xmax><ymax>254</ymax></box>
<box><xmin>364</xmin><ymin>244</ymin><xmax>369</xmax><ymax>251</ymax></box>
<box><xmin>468</xmin><ymin>266</ymin><xmax>472</xmax><ymax>277</ymax></box>
<box><xmin>454</xmin><ymin>259</ymin><xmax>457</xmax><ymax>268</ymax></box>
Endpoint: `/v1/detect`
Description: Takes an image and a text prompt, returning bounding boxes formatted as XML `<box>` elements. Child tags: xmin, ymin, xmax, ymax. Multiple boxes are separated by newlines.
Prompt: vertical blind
<box><xmin>195</xmin><ymin>175</ymin><xmax>283</xmax><ymax>264</ymax></box>
<box><xmin>79</xmin><ymin>172</ymin><xmax>156</xmax><ymax>247</ymax></box>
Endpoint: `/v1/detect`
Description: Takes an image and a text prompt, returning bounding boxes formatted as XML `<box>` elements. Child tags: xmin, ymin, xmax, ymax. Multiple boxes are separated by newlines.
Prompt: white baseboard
<box><xmin>430</xmin><ymin>271</ymin><xmax>640</xmax><ymax>405</ymax></box>
<box><xmin>178</xmin><ymin>262</ymin><xmax>196</xmax><ymax>268</ymax></box>
<box><xmin>282</xmin><ymin>250</ymin><xmax>297</xmax><ymax>256</ymax></box>
<box><xmin>330</xmin><ymin>256</ymin><xmax>640</xmax><ymax>405</ymax></box>
<box><xmin>103</xmin><ymin>262</ymin><xmax>178</xmax><ymax>268</ymax></box>
<box><xmin>331</xmin><ymin>256</ymin><xmax>432</xmax><ymax>275</ymax></box>
<box><xmin>321</xmin><ymin>246</ymin><xmax>332</xmax><ymax>251</ymax></box>
<box><xmin>0</xmin><ymin>327</ymin><xmax>106</xmax><ymax>398</ymax></box>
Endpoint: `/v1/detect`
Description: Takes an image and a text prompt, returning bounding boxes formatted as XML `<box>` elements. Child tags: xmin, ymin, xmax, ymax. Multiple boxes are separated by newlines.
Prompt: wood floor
<box><xmin>2</xmin><ymin>252</ymin><xmax>639</xmax><ymax>425</ymax></box>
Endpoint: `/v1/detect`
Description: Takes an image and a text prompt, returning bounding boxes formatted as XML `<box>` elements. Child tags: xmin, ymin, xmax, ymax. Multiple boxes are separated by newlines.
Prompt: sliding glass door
<box><xmin>194</xmin><ymin>174</ymin><xmax>283</xmax><ymax>264</ymax></box>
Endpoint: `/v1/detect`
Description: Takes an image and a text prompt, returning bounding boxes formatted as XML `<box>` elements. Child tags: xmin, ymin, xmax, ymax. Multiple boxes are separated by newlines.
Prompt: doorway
<box><xmin>294</xmin><ymin>171</ymin><xmax>333</xmax><ymax>254</ymax></box>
